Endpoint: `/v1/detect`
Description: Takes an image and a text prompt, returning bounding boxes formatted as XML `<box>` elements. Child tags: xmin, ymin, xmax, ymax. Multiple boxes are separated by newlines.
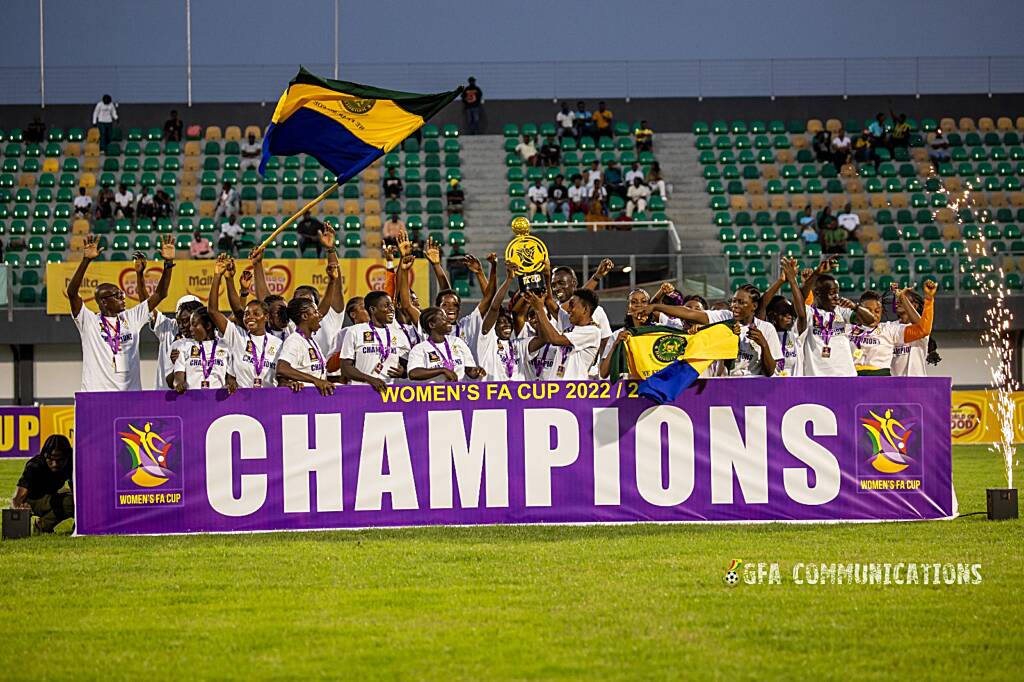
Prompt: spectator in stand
<box><xmin>586</xmin><ymin>159</ymin><xmax>602</xmax><ymax>189</ymax></box>
<box><xmin>163</xmin><ymin>110</ymin><xmax>183</xmax><ymax>142</ymax></box>
<box><xmin>461</xmin><ymin>76</ymin><xmax>483</xmax><ymax>135</ymax></box>
<box><xmin>136</xmin><ymin>187</ymin><xmax>155</xmax><ymax>221</ymax></box>
<box><xmin>574</xmin><ymin>101</ymin><xmax>594</xmax><ymax>138</ymax></box>
<box><xmin>92</xmin><ymin>94</ymin><xmax>118</xmax><ymax>153</ymax></box>
<box><xmin>114</xmin><ymin>183</ymin><xmax>134</xmax><ymax>220</ymax></box>
<box><xmin>853</xmin><ymin>129</ymin><xmax>873</xmax><ymax>165</ymax></box>
<box><xmin>889</xmin><ymin>111</ymin><xmax>910</xmax><ymax>152</ymax></box>
<box><xmin>586</xmin><ymin>179</ymin><xmax>608</xmax><ymax>221</ymax></box>
<box><xmin>837</xmin><ymin>202</ymin><xmax>861</xmax><ymax>240</ymax></box>
<box><xmin>446</xmin><ymin>179</ymin><xmax>465</xmax><ymax>213</ymax></box>
<box><xmin>95</xmin><ymin>188</ymin><xmax>114</xmax><ymax>221</ymax></box>
<box><xmin>382</xmin><ymin>213</ymin><xmax>405</xmax><ymax>247</ymax></box>
<box><xmin>831</xmin><ymin>128</ymin><xmax>852</xmax><ymax>171</ymax></box>
<box><xmin>73</xmin><ymin>186</ymin><xmax>92</xmax><ymax>218</ymax></box>
<box><xmin>603</xmin><ymin>160</ymin><xmax>625</xmax><ymax>198</ymax></box>
<box><xmin>297</xmin><ymin>211</ymin><xmax>324</xmax><ymax>257</ymax></box>
<box><xmin>568</xmin><ymin>174</ymin><xmax>588</xmax><ymax>215</ymax></box>
<box><xmin>867</xmin><ymin>113</ymin><xmax>887</xmax><ymax>169</ymax></box>
<box><xmin>383</xmin><ymin>167</ymin><xmax>403</xmax><ymax>198</ymax></box>
<box><xmin>218</xmin><ymin>214</ymin><xmax>244</xmax><ymax>255</ymax></box>
<box><xmin>24</xmin><ymin>116</ymin><xmax>46</xmax><ymax>144</ymax></box>
<box><xmin>625</xmin><ymin>161</ymin><xmax>644</xmax><ymax>185</ymax></box>
<box><xmin>625</xmin><ymin>177</ymin><xmax>650</xmax><ymax>218</ymax></box>
<box><xmin>812</xmin><ymin>130</ymin><xmax>832</xmax><ymax>163</ymax></box>
<box><xmin>213</xmin><ymin>181</ymin><xmax>240</xmax><ymax>221</ymax></box>
<box><xmin>635</xmin><ymin>120</ymin><xmax>654</xmax><ymax>152</ymax></box>
<box><xmin>798</xmin><ymin>205</ymin><xmax>818</xmax><ymax>244</ymax></box>
<box><xmin>527</xmin><ymin>178</ymin><xmax>548</xmax><ymax>219</ymax></box>
<box><xmin>556</xmin><ymin>102</ymin><xmax>576</xmax><ymax>139</ymax></box>
<box><xmin>190</xmin><ymin>230</ymin><xmax>214</xmax><ymax>259</ymax></box>
<box><xmin>516</xmin><ymin>134</ymin><xmax>539</xmax><ymax>167</ymax></box>
<box><xmin>153</xmin><ymin>189</ymin><xmax>173</xmax><ymax>218</ymax></box>
<box><xmin>593</xmin><ymin>101</ymin><xmax>614</xmax><ymax>139</ymax></box>
<box><xmin>539</xmin><ymin>134</ymin><xmax>561</xmax><ymax>167</ymax></box>
<box><xmin>548</xmin><ymin>175</ymin><xmax>570</xmax><ymax>217</ymax></box>
<box><xmin>929</xmin><ymin>130</ymin><xmax>951</xmax><ymax>170</ymax></box>
<box><xmin>820</xmin><ymin>208</ymin><xmax>847</xmax><ymax>254</ymax></box>
<box><xmin>240</xmin><ymin>132</ymin><xmax>262</xmax><ymax>171</ymax></box>
<box><xmin>646</xmin><ymin>161</ymin><xmax>667</xmax><ymax>199</ymax></box>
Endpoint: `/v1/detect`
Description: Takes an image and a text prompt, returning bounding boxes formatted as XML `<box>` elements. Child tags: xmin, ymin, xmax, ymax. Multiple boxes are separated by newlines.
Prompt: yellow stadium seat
<box><xmin>178</xmin><ymin>186</ymin><xmax>196</xmax><ymax>202</ymax></box>
<box><xmin>1010</xmin><ymin>192</ymin><xmax>1024</xmax><ymax>207</ymax></box>
<box><xmin>939</xmin><ymin>118</ymin><xmax>956</xmax><ymax>133</ymax></box>
<box><xmin>998</xmin><ymin>117</ymin><xmax>1014</xmax><ymax>132</ymax></box>
<box><xmin>858</xmin><ymin>224</ymin><xmax>879</xmax><ymax>241</ymax></box>
<box><xmin>241</xmin><ymin>200</ymin><xmax>258</xmax><ymax>214</ymax></box>
<box><xmin>866</xmin><ymin>241</ymin><xmax>885</xmax><ymax>257</ymax></box>
<box><xmin>79</xmin><ymin>172</ymin><xmax>96</xmax><ymax>189</ymax></box>
<box><xmin>281</xmin><ymin>199</ymin><xmax>297</xmax><ymax>214</ymax></box>
<box><xmin>916</xmin><ymin>162</ymin><xmax>933</xmax><ymax>177</ymax></box>
<box><xmin>364</xmin><ymin>214</ymin><xmax>382</xmax><ymax>231</ymax></box>
<box><xmin>244</xmin><ymin>125</ymin><xmax>263</xmax><ymax>140</ymax></box>
<box><xmin>363</xmin><ymin>199</ymin><xmax>380</xmax><ymax>216</ymax></box>
<box><xmin>935</xmin><ymin>207</ymin><xmax>955</xmax><ymax>223</ymax></box>
<box><xmin>747</xmin><ymin>181</ymin><xmax>764</xmax><ymax>196</ymax></box>
<box><xmin>810</xmin><ymin>194</ymin><xmax>828</xmax><ymax>211</ymax></box>
<box><xmin>944</xmin><ymin>178</ymin><xmax>963</xmax><ymax>193</ymax></box>
<box><xmin>729</xmin><ymin>195</ymin><xmax>748</xmax><ymax>211</ymax></box>
<box><xmin>830</xmin><ymin>195</ymin><xmax>848</xmax><ymax>212</ymax></box>
<box><xmin>911</xmin><ymin>148</ymin><xmax>929</xmax><ymax>162</ymax></box>
<box><xmin>19</xmin><ymin>174</ymin><xmax>35</xmax><ymax>188</ymax></box>
<box><xmin>86</xmin><ymin>127</ymin><xmax>100</xmax><ymax>143</ymax></box>
<box><xmin>343</xmin><ymin>199</ymin><xmax>360</xmax><ymax>215</ymax></box>
<box><xmin>761</xmin><ymin>165</ymin><xmax>779</xmax><ymax>180</ymax></box>
<box><xmin>958</xmin><ymin>117</ymin><xmax>976</xmax><ymax>131</ymax></box>
<box><xmin>321</xmin><ymin>199</ymin><xmax>340</xmax><ymax>215</ymax></box>
<box><xmin>70</xmin><ymin>235</ymin><xmax>86</xmax><ymax>251</ymax></box>
<box><xmin>776</xmin><ymin>149</ymin><xmax>793</xmax><ymax>164</ymax></box>
<box><xmin>825</xmin><ymin>119</ymin><xmax>841</xmax><ymax>133</ymax></box>
<box><xmin>362</xmin><ymin>184</ymin><xmax>380</xmax><ymax>199</ymax></box>
<box><xmin>889</xmin><ymin>193</ymin><xmax>908</xmax><ymax>208</ymax></box>
<box><xmin>224</xmin><ymin>126</ymin><xmax>242</xmax><ymax>141</ymax></box>
<box><xmin>750</xmin><ymin>195</ymin><xmax>768</xmax><ymax>211</ymax></box>
<box><xmin>790</xmin><ymin>136</ymin><xmax>808</xmax><ymax>150</ymax></box>
<box><xmin>205</xmin><ymin>126</ymin><xmax>222</xmax><ymax>141</ymax></box>
<box><xmin>362</xmin><ymin>167</ymin><xmax>380</xmax><ymax>183</ymax></box>
<box><xmin>840</xmin><ymin>163</ymin><xmax>858</xmax><ymax>177</ymax></box>
<box><xmin>84</xmin><ymin>142</ymin><xmax>100</xmax><ymax>157</ymax></box>
<box><xmin>82</xmin><ymin>157</ymin><xmax>100</xmax><ymax>172</ymax></box>
<box><xmin>850</xmin><ymin>194</ymin><xmax>868</xmax><ymax>210</ymax></box>
<box><xmin>65</xmin><ymin>142</ymin><xmax>81</xmax><ymax>157</ymax></box>
<box><xmin>259</xmin><ymin>199</ymin><xmax>276</xmax><ymax>213</ymax></box>
<box><xmin>870</xmin><ymin>194</ymin><xmax>889</xmax><ymax>209</ymax></box>
<box><xmin>184</xmin><ymin>141</ymin><xmax>201</xmax><ymax>156</ymax></box>
<box><xmin>42</xmin><ymin>158</ymin><xmax>59</xmax><ymax>173</ymax></box>
<box><xmin>806</xmin><ymin>119</ymin><xmax>823</xmax><ymax>134</ymax></box>
<box><xmin>872</xmin><ymin>257</ymin><xmax>890</xmax><ymax>274</ymax></box>
<box><xmin>1017</xmin><ymin>117</ymin><xmax>1024</xmax><ymax>131</ymax></box>
<box><xmin>72</xmin><ymin>218</ymin><xmax>90</xmax><ymax>235</ymax></box>
<box><xmin>989</xmin><ymin>192</ymin><xmax>1007</xmax><ymax>208</ymax></box>
<box><xmin>769</xmin><ymin>195</ymin><xmax>788</xmax><ymax>210</ymax></box>
<box><xmin>978</xmin><ymin>117</ymin><xmax>995</xmax><ymax>132</ymax></box>
<box><xmin>844</xmin><ymin>178</ymin><xmax>863</xmax><ymax>194</ymax></box>
<box><xmin>364</xmin><ymin>231</ymin><xmax>383</xmax><ymax>250</ymax></box>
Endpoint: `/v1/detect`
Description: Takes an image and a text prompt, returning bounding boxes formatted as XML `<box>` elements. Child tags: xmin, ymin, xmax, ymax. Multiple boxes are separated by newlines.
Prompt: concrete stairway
<box><xmin>459</xmin><ymin>134</ymin><xmax>515</xmax><ymax>257</ymax></box>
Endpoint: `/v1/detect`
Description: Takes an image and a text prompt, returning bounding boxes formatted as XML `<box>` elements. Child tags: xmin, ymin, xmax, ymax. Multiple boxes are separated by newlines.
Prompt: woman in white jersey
<box><xmin>408</xmin><ymin>307</ymin><xmax>486</xmax><ymax>382</ymax></box>
<box><xmin>642</xmin><ymin>284</ymin><xmax>783</xmax><ymax>377</ymax></box>
<box><xmin>172</xmin><ymin>308</ymin><xmax>234</xmax><ymax>393</ymax></box>
<box><xmin>599</xmin><ymin>288</ymin><xmax>657</xmax><ymax>379</ymax></box>
<box><xmin>476</xmin><ymin>263</ymin><xmax>528</xmax><ymax>381</ymax></box>
<box><xmin>339</xmin><ymin>291</ymin><xmax>410</xmax><ymax>391</ymax></box>
<box><xmin>847</xmin><ymin>284</ymin><xmax>934</xmax><ymax>376</ymax></box>
<box><xmin>798</xmin><ymin>264</ymin><xmax>877</xmax><ymax>377</ymax></box>
<box><xmin>207</xmin><ymin>255</ymin><xmax>283</xmax><ymax>389</ymax></box>
<box><xmin>890</xmin><ymin>281</ymin><xmax>938</xmax><ymax>376</ymax></box>
<box><xmin>760</xmin><ymin>257</ymin><xmax>807</xmax><ymax>376</ymax></box>
<box><xmin>274</xmin><ymin>297</ymin><xmax>334</xmax><ymax>396</ymax></box>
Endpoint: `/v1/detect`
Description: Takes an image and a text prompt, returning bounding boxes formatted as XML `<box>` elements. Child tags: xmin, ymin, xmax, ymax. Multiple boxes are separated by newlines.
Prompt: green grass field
<box><xmin>1</xmin><ymin>446</ymin><xmax>1022</xmax><ymax>680</ymax></box>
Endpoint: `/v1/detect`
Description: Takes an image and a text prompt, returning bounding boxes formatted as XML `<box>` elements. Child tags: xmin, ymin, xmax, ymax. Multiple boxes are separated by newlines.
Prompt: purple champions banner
<box><xmin>73</xmin><ymin>377</ymin><xmax>955</xmax><ymax>535</ymax></box>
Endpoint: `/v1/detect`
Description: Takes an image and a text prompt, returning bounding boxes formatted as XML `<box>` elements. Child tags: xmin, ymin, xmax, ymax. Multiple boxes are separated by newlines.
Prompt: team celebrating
<box><xmin>65</xmin><ymin>221</ymin><xmax>939</xmax><ymax>396</ymax></box>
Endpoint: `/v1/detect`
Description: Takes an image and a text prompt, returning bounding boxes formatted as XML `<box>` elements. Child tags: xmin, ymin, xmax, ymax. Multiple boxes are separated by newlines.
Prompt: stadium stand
<box><xmin>0</xmin><ymin>122</ymin><xmax>466</xmax><ymax>305</ymax></box>
<box><xmin>697</xmin><ymin>116</ymin><xmax>1024</xmax><ymax>294</ymax></box>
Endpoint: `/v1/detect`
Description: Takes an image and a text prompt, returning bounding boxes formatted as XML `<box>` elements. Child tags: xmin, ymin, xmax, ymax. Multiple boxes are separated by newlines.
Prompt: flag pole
<box><xmin>255</xmin><ymin>182</ymin><xmax>339</xmax><ymax>253</ymax></box>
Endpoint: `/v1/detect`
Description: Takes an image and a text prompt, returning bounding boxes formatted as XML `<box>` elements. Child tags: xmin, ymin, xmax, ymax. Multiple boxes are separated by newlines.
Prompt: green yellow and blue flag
<box><xmin>259</xmin><ymin>67</ymin><xmax>462</xmax><ymax>182</ymax></box>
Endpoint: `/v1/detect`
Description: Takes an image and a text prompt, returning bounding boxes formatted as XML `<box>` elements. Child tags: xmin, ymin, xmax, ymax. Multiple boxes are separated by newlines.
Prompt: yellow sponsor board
<box><xmin>951</xmin><ymin>390</ymin><xmax>1024</xmax><ymax>444</ymax></box>
<box><xmin>45</xmin><ymin>258</ymin><xmax>429</xmax><ymax>315</ymax></box>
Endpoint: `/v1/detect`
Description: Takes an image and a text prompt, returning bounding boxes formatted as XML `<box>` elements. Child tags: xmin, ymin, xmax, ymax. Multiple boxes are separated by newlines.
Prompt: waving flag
<box><xmin>607</xmin><ymin>322</ymin><xmax>739</xmax><ymax>403</ymax></box>
<box><xmin>259</xmin><ymin>67</ymin><xmax>462</xmax><ymax>182</ymax></box>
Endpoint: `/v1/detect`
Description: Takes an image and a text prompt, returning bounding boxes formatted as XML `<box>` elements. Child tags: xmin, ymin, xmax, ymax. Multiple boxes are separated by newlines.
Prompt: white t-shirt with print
<box><xmin>775</xmin><ymin>327</ymin><xmax>804</xmax><ymax>377</ymax></box>
<box><xmin>891</xmin><ymin>334</ymin><xmax>930</xmax><ymax>376</ymax></box>
<box><xmin>476</xmin><ymin>328</ymin><xmax>527</xmax><ymax>381</ymax></box>
<box><xmin>705</xmin><ymin>310</ymin><xmax>783</xmax><ymax>377</ymax></box>
<box><xmin>340</xmin><ymin>321</ymin><xmax>411</xmax><ymax>384</ymax></box>
<box><xmin>848</xmin><ymin>322</ymin><xmax>903</xmax><ymax>371</ymax></box>
<box><xmin>313</xmin><ymin>308</ymin><xmax>345</xmax><ymax>358</ymax></box>
<box><xmin>172</xmin><ymin>337</ymin><xmax>231</xmax><ymax>389</ymax></box>
<box><xmin>274</xmin><ymin>331</ymin><xmax>327</xmax><ymax>385</ymax></box>
<box><xmin>151</xmin><ymin>311</ymin><xmax>182</xmax><ymax>390</ymax></box>
<box><xmin>802</xmin><ymin>305</ymin><xmax>856</xmax><ymax>377</ymax></box>
<box><xmin>407</xmin><ymin>336</ymin><xmax>477</xmax><ymax>382</ymax></box>
<box><xmin>223</xmin><ymin>324</ymin><xmax>283</xmax><ymax>388</ymax></box>
<box><xmin>529</xmin><ymin>325</ymin><xmax>602</xmax><ymax>381</ymax></box>
<box><xmin>74</xmin><ymin>301</ymin><xmax>151</xmax><ymax>392</ymax></box>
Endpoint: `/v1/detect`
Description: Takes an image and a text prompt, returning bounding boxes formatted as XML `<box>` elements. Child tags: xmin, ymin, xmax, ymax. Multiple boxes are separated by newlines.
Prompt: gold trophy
<box><xmin>505</xmin><ymin>216</ymin><xmax>550</xmax><ymax>292</ymax></box>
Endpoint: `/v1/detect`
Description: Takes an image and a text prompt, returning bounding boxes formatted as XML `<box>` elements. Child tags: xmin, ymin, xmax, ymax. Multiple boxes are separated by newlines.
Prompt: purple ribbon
<box><xmin>199</xmin><ymin>338</ymin><xmax>219</xmax><ymax>382</ymax></box>
<box><xmin>496</xmin><ymin>339</ymin><xmax>518</xmax><ymax>378</ymax></box>
<box><xmin>430</xmin><ymin>337</ymin><xmax>455</xmax><ymax>371</ymax></box>
<box><xmin>248</xmin><ymin>333</ymin><xmax>269</xmax><ymax>378</ymax></box>
<box><xmin>813</xmin><ymin>309</ymin><xmax>836</xmax><ymax>347</ymax></box>
<box><xmin>370</xmin><ymin>322</ymin><xmax>392</xmax><ymax>361</ymax></box>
